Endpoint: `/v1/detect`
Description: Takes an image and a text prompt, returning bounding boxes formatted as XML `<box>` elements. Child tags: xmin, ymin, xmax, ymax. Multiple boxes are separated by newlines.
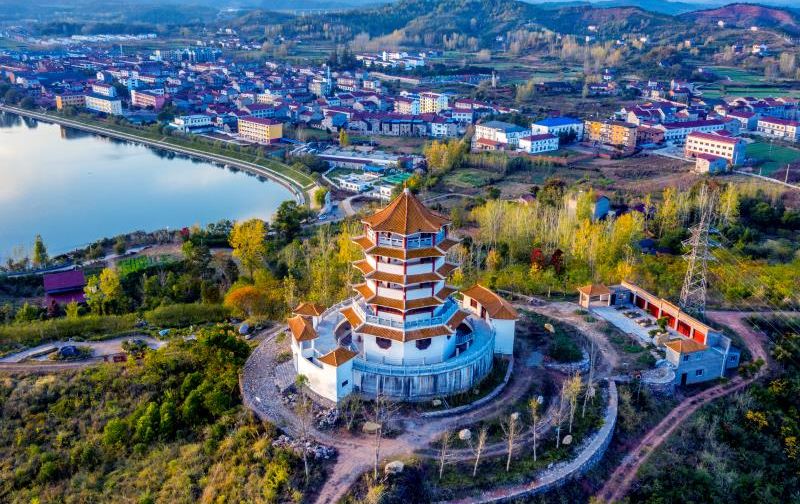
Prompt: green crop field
<box><xmin>746</xmin><ymin>141</ymin><xmax>800</xmax><ymax>176</ymax></box>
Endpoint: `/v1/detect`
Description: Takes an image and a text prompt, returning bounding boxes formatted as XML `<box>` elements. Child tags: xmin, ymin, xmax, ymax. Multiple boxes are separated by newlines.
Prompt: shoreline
<box><xmin>0</xmin><ymin>104</ymin><xmax>315</xmax><ymax>205</ymax></box>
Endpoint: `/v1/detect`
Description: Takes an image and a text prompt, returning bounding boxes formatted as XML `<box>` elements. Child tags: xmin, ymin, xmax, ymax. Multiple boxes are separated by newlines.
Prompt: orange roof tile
<box><xmin>353</xmin><ymin>260</ymin><xmax>374</xmax><ymax>275</ymax></box>
<box><xmin>665</xmin><ymin>339</ymin><xmax>707</xmax><ymax>354</ymax></box>
<box><xmin>368</xmin><ymin>246</ymin><xmax>408</xmax><ymax>260</ymax></box>
<box><xmin>406</xmin><ymin>272</ymin><xmax>442</xmax><ymax>284</ymax></box>
<box><xmin>293</xmin><ymin>302</ymin><xmax>326</xmax><ymax>317</ymax></box>
<box><xmin>354</xmin><ymin>283</ymin><xmax>375</xmax><ymax>300</ymax></box>
<box><xmin>367</xmin><ymin>270</ymin><xmax>405</xmax><ymax>284</ymax></box>
<box><xmin>436</xmin><ymin>238</ymin><xmax>460</xmax><ymax>253</ymax></box>
<box><xmin>405</xmin><ymin>296</ymin><xmax>443</xmax><ymax>310</ymax></box>
<box><xmin>435</xmin><ymin>285</ymin><xmax>457</xmax><ymax>300</ymax></box>
<box><xmin>437</xmin><ymin>262</ymin><xmax>458</xmax><ymax>277</ymax></box>
<box><xmin>447</xmin><ymin>310</ymin><xmax>470</xmax><ymax>330</ymax></box>
<box><xmin>287</xmin><ymin>315</ymin><xmax>317</xmax><ymax>342</ymax></box>
<box><xmin>371</xmin><ymin>295</ymin><xmax>407</xmax><ymax>310</ymax></box>
<box><xmin>577</xmin><ymin>284</ymin><xmax>611</xmax><ymax>296</ymax></box>
<box><xmin>362</xmin><ymin>189</ymin><xmax>449</xmax><ymax>235</ymax></box>
<box><xmin>356</xmin><ymin>322</ymin><xmax>451</xmax><ymax>342</ymax></box>
<box><xmin>340</xmin><ymin>306</ymin><xmax>363</xmax><ymax>328</ymax></box>
<box><xmin>461</xmin><ymin>284</ymin><xmax>519</xmax><ymax>320</ymax></box>
<box><xmin>318</xmin><ymin>347</ymin><xmax>358</xmax><ymax>367</ymax></box>
<box><xmin>353</xmin><ymin>235</ymin><xmax>374</xmax><ymax>250</ymax></box>
<box><xmin>405</xmin><ymin>247</ymin><xmax>445</xmax><ymax>259</ymax></box>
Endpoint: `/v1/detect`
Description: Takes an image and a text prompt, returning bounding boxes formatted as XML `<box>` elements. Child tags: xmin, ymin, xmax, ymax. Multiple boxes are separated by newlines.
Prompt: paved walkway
<box><xmin>0</xmin><ymin>335</ymin><xmax>164</xmax><ymax>363</ymax></box>
<box><xmin>595</xmin><ymin>310</ymin><xmax>769</xmax><ymax>503</ymax></box>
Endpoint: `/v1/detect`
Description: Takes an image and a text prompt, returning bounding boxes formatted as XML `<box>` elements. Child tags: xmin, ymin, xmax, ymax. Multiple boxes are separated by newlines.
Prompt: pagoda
<box><xmin>288</xmin><ymin>189</ymin><xmax>519</xmax><ymax>403</ymax></box>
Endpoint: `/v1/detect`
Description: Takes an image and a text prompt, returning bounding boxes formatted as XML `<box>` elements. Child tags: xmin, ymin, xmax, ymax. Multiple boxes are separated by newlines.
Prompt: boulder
<box><xmin>384</xmin><ymin>460</ymin><xmax>405</xmax><ymax>475</ymax></box>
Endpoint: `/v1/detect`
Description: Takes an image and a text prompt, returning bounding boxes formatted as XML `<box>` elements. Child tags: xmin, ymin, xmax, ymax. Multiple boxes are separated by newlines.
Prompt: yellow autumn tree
<box><xmin>229</xmin><ymin>219</ymin><xmax>267</xmax><ymax>279</ymax></box>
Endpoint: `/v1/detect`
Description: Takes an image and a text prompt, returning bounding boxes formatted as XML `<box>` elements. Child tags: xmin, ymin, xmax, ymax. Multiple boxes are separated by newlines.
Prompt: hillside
<box><xmin>530</xmin><ymin>5</ymin><xmax>675</xmax><ymax>34</ymax></box>
<box><xmin>678</xmin><ymin>3</ymin><xmax>800</xmax><ymax>35</ymax></box>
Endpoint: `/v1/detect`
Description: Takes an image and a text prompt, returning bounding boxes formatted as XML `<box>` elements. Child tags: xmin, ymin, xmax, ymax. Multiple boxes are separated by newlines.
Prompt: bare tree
<box><xmin>501</xmin><ymin>412</ymin><xmax>521</xmax><ymax>472</ymax></box>
<box><xmin>294</xmin><ymin>374</ymin><xmax>313</xmax><ymax>482</ymax></box>
<box><xmin>582</xmin><ymin>340</ymin><xmax>599</xmax><ymax>418</ymax></box>
<box><xmin>365</xmin><ymin>394</ymin><xmax>398</xmax><ymax>479</ymax></box>
<box><xmin>554</xmin><ymin>383</ymin><xmax>566</xmax><ymax>449</ymax></box>
<box><xmin>341</xmin><ymin>393</ymin><xmax>362</xmax><ymax>431</ymax></box>
<box><xmin>438</xmin><ymin>430</ymin><xmax>452</xmax><ymax>480</ymax></box>
<box><xmin>529</xmin><ymin>398</ymin><xmax>540</xmax><ymax>462</ymax></box>
<box><xmin>471</xmin><ymin>427</ymin><xmax>489</xmax><ymax>477</ymax></box>
<box><xmin>567</xmin><ymin>372</ymin><xmax>582</xmax><ymax>434</ymax></box>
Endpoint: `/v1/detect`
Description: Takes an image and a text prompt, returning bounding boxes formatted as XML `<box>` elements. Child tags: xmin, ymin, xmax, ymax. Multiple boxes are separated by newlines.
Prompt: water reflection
<box><xmin>0</xmin><ymin>113</ymin><xmax>292</xmax><ymax>261</ymax></box>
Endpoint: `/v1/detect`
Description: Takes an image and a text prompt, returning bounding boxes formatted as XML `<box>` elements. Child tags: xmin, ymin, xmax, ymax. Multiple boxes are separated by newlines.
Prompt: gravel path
<box><xmin>595</xmin><ymin>310</ymin><xmax>769</xmax><ymax>503</ymax></box>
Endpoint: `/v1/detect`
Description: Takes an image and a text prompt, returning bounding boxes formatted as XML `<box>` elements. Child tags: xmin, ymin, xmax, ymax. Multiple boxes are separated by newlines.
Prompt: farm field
<box><xmin>746</xmin><ymin>140</ymin><xmax>800</xmax><ymax>176</ymax></box>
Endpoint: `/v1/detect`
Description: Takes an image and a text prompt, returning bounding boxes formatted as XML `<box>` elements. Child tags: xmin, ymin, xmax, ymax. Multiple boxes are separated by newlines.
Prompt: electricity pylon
<box><xmin>680</xmin><ymin>185</ymin><xmax>718</xmax><ymax>316</ymax></box>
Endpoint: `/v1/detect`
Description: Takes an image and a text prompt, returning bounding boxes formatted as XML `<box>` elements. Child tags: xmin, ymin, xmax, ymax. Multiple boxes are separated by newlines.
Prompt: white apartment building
<box><xmin>757</xmin><ymin>117</ymin><xmax>800</xmax><ymax>142</ymax></box>
<box><xmin>519</xmin><ymin>133</ymin><xmax>559</xmax><ymax>154</ymax></box>
<box><xmin>85</xmin><ymin>94</ymin><xmax>122</xmax><ymax>115</ymax></box>
<box><xmin>684</xmin><ymin>132</ymin><xmax>746</xmax><ymax>166</ymax></box>
<box><xmin>474</xmin><ymin>120</ymin><xmax>529</xmax><ymax>148</ymax></box>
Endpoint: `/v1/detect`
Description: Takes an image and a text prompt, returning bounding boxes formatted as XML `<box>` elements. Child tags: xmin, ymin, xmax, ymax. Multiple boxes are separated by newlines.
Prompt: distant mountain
<box><xmin>530</xmin><ymin>5</ymin><xmax>674</xmax><ymax>33</ymax></box>
<box><xmin>678</xmin><ymin>3</ymin><xmax>800</xmax><ymax>35</ymax></box>
<box><xmin>526</xmin><ymin>0</ymin><xmax>711</xmax><ymax>15</ymax></box>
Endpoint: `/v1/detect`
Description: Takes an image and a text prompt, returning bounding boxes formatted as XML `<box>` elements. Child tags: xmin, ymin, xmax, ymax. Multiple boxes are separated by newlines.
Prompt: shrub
<box><xmin>0</xmin><ymin>314</ymin><xmax>137</xmax><ymax>348</ymax></box>
<box><xmin>144</xmin><ymin>303</ymin><xmax>230</xmax><ymax>328</ymax></box>
<box><xmin>548</xmin><ymin>332</ymin><xmax>582</xmax><ymax>362</ymax></box>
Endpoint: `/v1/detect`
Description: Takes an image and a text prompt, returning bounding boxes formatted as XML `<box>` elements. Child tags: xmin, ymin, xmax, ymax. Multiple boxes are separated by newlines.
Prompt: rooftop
<box><xmin>461</xmin><ymin>284</ymin><xmax>518</xmax><ymax>320</ymax></box>
<box><xmin>362</xmin><ymin>188</ymin><xmax>449</xmax><ymax>235</ymax></box>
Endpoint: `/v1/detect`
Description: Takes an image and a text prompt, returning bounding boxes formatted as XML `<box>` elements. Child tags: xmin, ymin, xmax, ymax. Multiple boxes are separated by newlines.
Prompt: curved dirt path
<box><xmin>595</xmin><ymin>310</ymin><xmax>769</xmax><ymax>503</ymax></box>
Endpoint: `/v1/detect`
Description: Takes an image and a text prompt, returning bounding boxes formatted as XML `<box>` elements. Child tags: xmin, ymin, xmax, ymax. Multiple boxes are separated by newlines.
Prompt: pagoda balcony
<box><xmin>353</xmin><ymin>297</ymin><xmax>460</xmax><ymax>331</ymax></box>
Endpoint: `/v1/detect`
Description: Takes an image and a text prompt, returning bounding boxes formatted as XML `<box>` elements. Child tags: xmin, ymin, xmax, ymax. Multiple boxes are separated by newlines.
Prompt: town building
<box><xmin>237</xmin><ymin>116</ymin><xmax>283</xmax><ymax>144</ymax></box>
<box><xmin>130</xmin><ymin>89</ymin><xmax>167</xmax><ymax>111</ymax></box>
<box><xmin>519</xmin><ymin>133</ymin><xmax>559</xmax><ymax>154</ymax></box>
<box><xmin>757</xmin><ymin>117</ymin><xmax>800</xmax><ymax>142</ymax></box>
<box><xmin>583</xmin><ymin>120</ymin><xmax>638</xmax><ymax>150</ymax></box>
<box><xmin>530</xmin><ymin>116</ymin><xmax>584</xmax><ymax>140</ymax></box>
<box><xmin>474</xmin><ymin>120</ymin><xmax>529</xmax><ymax>149</ymax></box>
<box><xmin>693</xmin><ymin>154</ymin><xmax>729</xmax><ymax>174</ymax></box>
<box><xmin>85</xmin><ymin>94</ymin><xmax>122</xmax><ymax>115</ymax></box>
<box><xmin>684</xmin><ymin>131</ymin><xmax>746</xmax><ymax>167</ymax></box>
<box><xmin>55</xmin><ymin>93</ymin><xmax>85</xmax><ymax>111</ymax></box>
<box><xmin>170</xmin><ymin>114</ymin><xmax>214</xmax><ymax>133</ymax></box>
<box><xmin>654</xmin><ymin>119</ymin><xmax>727</xmax><ymax>145</ymax></box>
<box><xmin>419</xmin><ymin>92</ymin><xmax>449</xmax><ymax>114</ymax></box>
<box><xmin>287</xmin><ymin>189</ymin><xmax>518</xmax><ymax>403</ymax></box>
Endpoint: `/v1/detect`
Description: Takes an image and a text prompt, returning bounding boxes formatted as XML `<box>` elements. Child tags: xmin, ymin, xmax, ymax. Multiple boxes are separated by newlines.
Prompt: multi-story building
<box><xmin>91</xmin><ymin>82</ymin><xmax>117</xmax><ymax>98</ymax></box>
<box><xmin>170</xmin><ymin>115</ymin><xmax>214</xmax><ymax>133</ymax></box>
<box><xmin>519</xmin><ymin>133</ymin><xmax>559</xmax><ymax>154</ymax></box>
<box><xmin>757</xmin><ymin>116</ymin><xmax>800</xmax><ymax>142</ymax></box>
<box><xmin>583</xmin><ymin>120</ymin><xmax>638</xmax><ymax>149</ymax></box>
<box><xmin>530</xmin><ymin>116</ymin><xmax>584</xmax><ymax>140</ymax></box>
<box><xmin>130</xmin><ymin>89</ymin><xmax>167</xmax><ymax>111</ymax></box>
<box><xmin>474</xmin><ymin>120</ymin><xmax>529</xmax><ymax>149</ymax></box>
<box><xmin>287</xmin><ymin>189</ymin><xmax>518</xmax><ymax>403</ymax></box>
<box><xmin>55</xmin><ymin>93</ymin><xmax>85</xmax><ymax>111</ymax></box>
<box><xmin>419</xmin><ymin>92</ymin><xmax>449</xmax><ymax>114</ymax></box>
<box><xmin>684</xmin><ymin>131</ymin><xmax>746</xmax><ymax>167</ymax></box>
<box><xmin>654</xmin><ymin>119</ymin><xmax>727</xmax><ymax>145</ymax></box>
<box><xmin>394</xmin><ymin>96</ymin><xmax>420</xmax><ymax>115</ymax></box>
<box><xmin>237</xmin><ymin>116</ymin><xmax>283</xmax><ymax>144</ymax></box>
<box><xmin>85</xmin><ymin>94</ymin><xmax>122</xmax><ymax>115</ymax></box>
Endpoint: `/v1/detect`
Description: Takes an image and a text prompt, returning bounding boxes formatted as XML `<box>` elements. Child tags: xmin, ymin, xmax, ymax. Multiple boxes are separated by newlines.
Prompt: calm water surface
<box><xmin>0</xmin><ymin>113</ymin><xmax>293</xmax><ymax>261</ymax></box>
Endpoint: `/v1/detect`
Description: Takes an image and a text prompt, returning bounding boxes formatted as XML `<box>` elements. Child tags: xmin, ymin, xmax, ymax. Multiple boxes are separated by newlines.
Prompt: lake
<box><xmin>0</xmin><ymin>112</ymin><xmax>294</xmax><ymax>262</ymax></box>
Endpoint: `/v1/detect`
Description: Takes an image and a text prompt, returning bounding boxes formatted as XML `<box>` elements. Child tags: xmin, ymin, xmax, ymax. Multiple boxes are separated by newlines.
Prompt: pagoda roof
<box><xmin>293</xmin><ymin>302</ymin><xmax>326</xmax><ymax>317</ymax></box>
<box><xmin>318</xmin><ymin>347</ymin><xmax>358</xmax><ymax>367</ymax></box>
<box><xmin>287</xmin><ymin>315</ymin><xmax>317</xmax><ymax>342</ymax></box>
<box><xmin>461</xmin><ymin>284</ymin><xmax>519</xmax><ymax>320</ymax></box>
<box><xmin>362</xmin><ymin>188</ymin><xmax>449</xmax><ymax>235</ymax></box>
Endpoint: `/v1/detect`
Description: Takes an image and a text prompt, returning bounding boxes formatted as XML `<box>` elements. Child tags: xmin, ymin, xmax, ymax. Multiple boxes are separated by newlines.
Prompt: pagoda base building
<box><xmin>288</xmin><ymin>189</ymin><xmax>518</xmax><ymax>403</ymax></box>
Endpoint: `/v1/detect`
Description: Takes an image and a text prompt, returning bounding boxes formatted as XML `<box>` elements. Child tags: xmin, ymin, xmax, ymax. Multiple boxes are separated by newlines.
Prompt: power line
<box><xmin>680</xmin><ymin>185</ymin><xmax>717</xmax><ymax>317</ymax></box>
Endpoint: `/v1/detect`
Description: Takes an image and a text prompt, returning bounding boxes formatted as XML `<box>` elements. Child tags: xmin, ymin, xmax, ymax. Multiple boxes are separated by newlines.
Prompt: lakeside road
<box><xmin>0</xmin><ymin>104</ymin><xmax>317</xmax><ymax>205</ymax></box>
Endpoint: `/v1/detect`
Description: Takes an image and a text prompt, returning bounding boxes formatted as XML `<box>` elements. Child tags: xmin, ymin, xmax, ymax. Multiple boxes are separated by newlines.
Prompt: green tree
<box><xmin>272</xmin><ymin>201</ymin><xmax>312</xmax><ymax>243</ymax></box>
<box><xmin>32</xmin><ymin>234</ymin><xmax>48</xmax><ymax>268</ymax></box>
<box><xmin>229</xmin><ymin>219</ymin><xmax>267</xmax><ymax>279</ymax></box>
<box><xmin>314</xmin><ymin>187</ymin><xmax>330</xmax><ymax>208</ymax></box>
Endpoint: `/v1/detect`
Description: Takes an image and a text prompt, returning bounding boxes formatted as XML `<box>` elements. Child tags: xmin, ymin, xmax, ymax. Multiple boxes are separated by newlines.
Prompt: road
<box><xmin>595</xmin><ymin>310</ymin><xmax>769</xmax><ymax>503</ymax></box>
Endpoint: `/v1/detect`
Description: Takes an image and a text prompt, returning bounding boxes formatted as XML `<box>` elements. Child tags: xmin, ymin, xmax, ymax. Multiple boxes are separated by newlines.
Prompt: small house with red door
<box><xmin>582</xmin><ymin>280</ymin><xmax>739</xmax><ymax>385</ymax></box>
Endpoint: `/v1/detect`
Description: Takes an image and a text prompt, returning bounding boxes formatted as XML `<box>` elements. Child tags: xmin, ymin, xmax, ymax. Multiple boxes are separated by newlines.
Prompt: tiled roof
<box><xmin>288</xmin><ymin>315</ymin><xmax>317</xmax><ymax>342</ymax></box>
<box><xmin>340</xmin><ymin>306</ymin><xmax>363</xmax><ymax>327</ymax></box>
<box><xmin>293</xmin><ymin>302</ymin><xmax>326</xmax><ymax>317</ymax></box>
<box><xmin>665</xmin><ymin>339</ymin><xmax>707</xmax><ymax>354</ymax></box>
<box><xmin>437</xmin><ymin>262</ymin><xmax>458</xmax><ymax>277</ymax></box>
<box><xmin>43</xmin><ymin>270</ymin><xmax>86</xmax><ymax>293</ymax></box>
<box><xmin>447</xmin><ymin>310</ymin><xmax>470</xmax><ymax>330</ymax></box>
<box><xmin>318</xmin><ymin>347</ymin><xmax>358</xmax><ymax>367</ymax></box>
<box><xmin>352</xmin><ymin>260</ymin><xmax>374</xmax><ymax>275</ymax></box>
<box><xmin>436</xmin><ymin>238</ymin><xmax>459</xmax><ymax>253</ymax></box>
<box><xmin>354</xmin><ymin>283</ymin><xmax>375</xmax><ymax>300</ymax></box>
<box><xmin>461</xmin><ymin>284</ymin><xmax>519</xmax><ymax>320</ymax></box>
<box><xmin>577</xmin><ymin>284</ymin><xmax>611</xmax><ymax>296</ymax></box>
<box><xmin>362</xmin><ymin>189</ymin><xmax>449</xmax><ymax>235</ymax></box>
<box><xmin>357</xmin><ymin>322</ymin><xmax>451</xmax><ymax>342</ymax></box>
<box><xmin>352</xmin><ymin>235</ymin><xmax>374</xmax><ymax>250</ymax></box>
